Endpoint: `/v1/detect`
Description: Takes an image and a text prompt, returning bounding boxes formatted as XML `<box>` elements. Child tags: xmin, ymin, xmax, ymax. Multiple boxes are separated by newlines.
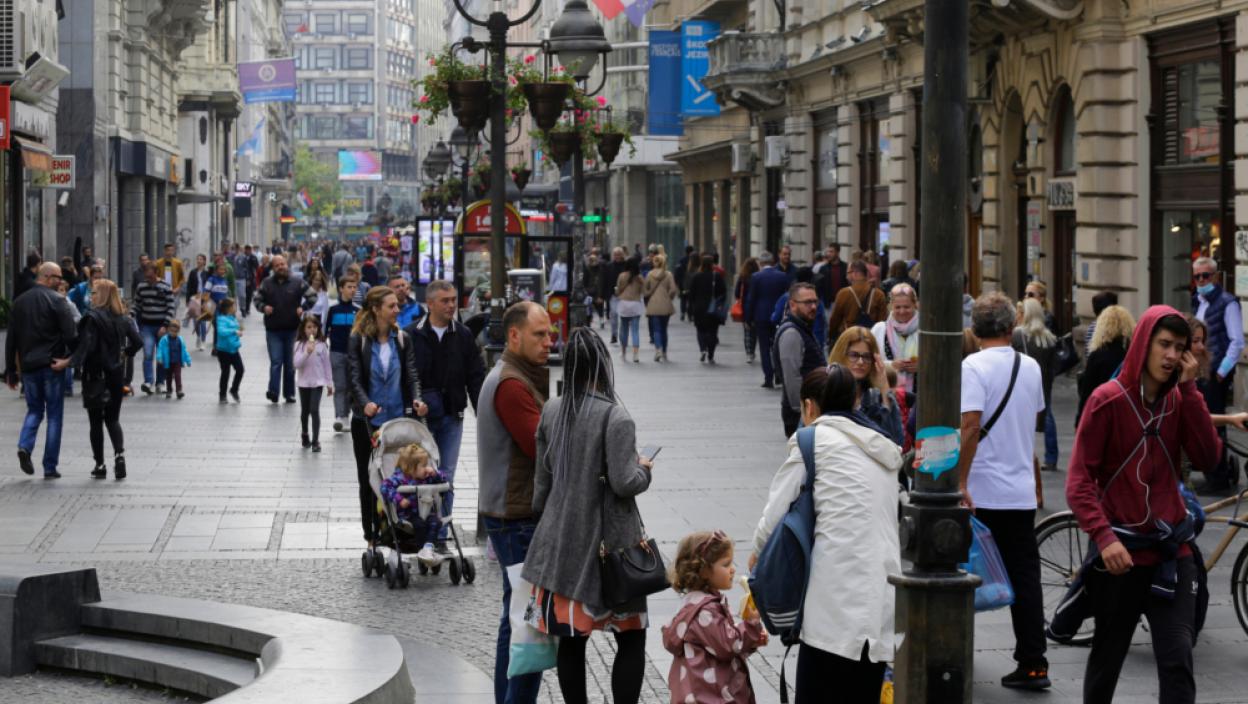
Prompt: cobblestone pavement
<box><xmin>3</xmin><ymin>314</ymin><xmax>1248</xmax><ymax>702</ymax></box>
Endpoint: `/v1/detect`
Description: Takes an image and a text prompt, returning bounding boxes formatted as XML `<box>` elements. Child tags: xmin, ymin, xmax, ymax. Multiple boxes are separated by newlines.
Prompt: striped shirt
<box><xmin>133</xmin><ymin>280</ymin><xmax>176</xmax><ymax>325</ymax></box>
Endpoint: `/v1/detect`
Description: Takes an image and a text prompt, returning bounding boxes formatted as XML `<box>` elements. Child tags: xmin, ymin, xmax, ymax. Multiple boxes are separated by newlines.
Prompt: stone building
<box><xmin>671</xmin><ymin>0</ymin><xmax>1248</xmax><ymax>349</ymax></box>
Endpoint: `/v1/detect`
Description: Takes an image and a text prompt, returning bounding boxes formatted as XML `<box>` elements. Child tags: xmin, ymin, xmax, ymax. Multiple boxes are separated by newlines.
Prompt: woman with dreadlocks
<box><xmin>522</xmin><ymin>328</ymin><xmax>656</xmax><ymax>704</ymax></box>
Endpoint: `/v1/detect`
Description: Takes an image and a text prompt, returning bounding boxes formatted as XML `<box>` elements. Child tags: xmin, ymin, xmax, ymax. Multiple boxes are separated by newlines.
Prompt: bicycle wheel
<box><xmin>1036</xmin><ymin>511</ymin><xmax>1094</xmax><ymax>646</ymax></box>
<box><xmin>1231</xmin><ymin>541</ymin><xmax>1248</xmax><ymax>636</ymax></box>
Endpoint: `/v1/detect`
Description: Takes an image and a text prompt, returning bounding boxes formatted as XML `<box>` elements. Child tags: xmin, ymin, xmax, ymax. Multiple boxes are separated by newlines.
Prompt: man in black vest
<box><xmin>1192</xmin><ymin>256</ymin><xmax>1244</xmax><ymax>493</ymax></box>
<box><xmin>774</xmin><ymin>282</ymin><xmax>825</xmax><ymax>437</ymax></box>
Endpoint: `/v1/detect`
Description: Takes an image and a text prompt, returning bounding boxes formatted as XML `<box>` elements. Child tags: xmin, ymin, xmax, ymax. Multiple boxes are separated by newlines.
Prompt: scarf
<box><xmin>500</xmin><ymin>349</ymin><xmax>550</xmax><ymax>406</ymax></box>
<box><xmin>886</xmin><ymin>313</ymin><xmax>920</xmax><ymax>393</ymax></box>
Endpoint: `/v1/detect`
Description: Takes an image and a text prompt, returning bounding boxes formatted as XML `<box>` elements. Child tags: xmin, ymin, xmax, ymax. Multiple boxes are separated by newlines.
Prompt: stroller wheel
<box><xmin>361</xmin><ymin>552</ymin><xmax>373</xmax><ymax>578</ymax></box>
<box><xmin>398</xmin><ymin>562</ymin><xmax>410</xmax><ymax>588</ymax></box>
<box><xmin>373</xmin><ymin>551</ymin><xmax>385</xmax><ymax>575</ymax></box>
<box><xmin>418</xmin><ymin>561</ymin><xmax>429</xmax><ymax>575</ymax></box>
<box><xmin>385</xmin><ymin>563</ymin><xmax>396</xmax><ymax>589</ymax></box>
<box><xmin>449</xmin><ymin>557</ymin><xmax>461</xmax><ymax>586</ymax></box>
<box><xmin>462</xmin><ymin>558</ymin><xmax>476</xmax><ymax>584</ymax></box>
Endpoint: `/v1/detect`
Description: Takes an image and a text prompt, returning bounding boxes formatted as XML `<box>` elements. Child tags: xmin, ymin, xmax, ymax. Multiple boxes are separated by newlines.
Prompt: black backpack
<box><xmin>853</xmin><ymin>287</ymin><xmax>876</xmax><ymax>328</ymax></box>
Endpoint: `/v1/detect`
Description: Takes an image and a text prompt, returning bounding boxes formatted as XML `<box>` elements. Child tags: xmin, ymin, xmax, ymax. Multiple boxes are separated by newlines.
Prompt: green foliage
<box><xmin>415</xmin><ymin>48</ymin><xmax>487</xmax><ymax>125</ymax></box>
<box><xmin>293</xmin><ymin>145</ymin><xmax>341</xmax><ymax>218</ymax></box>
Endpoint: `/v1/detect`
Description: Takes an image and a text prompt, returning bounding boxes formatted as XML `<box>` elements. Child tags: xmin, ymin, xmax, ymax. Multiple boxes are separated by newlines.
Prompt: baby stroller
<box><xmin>361</xmin><ymin>417</ymin><xmax>476</xmax><ymax>588</ymax></box>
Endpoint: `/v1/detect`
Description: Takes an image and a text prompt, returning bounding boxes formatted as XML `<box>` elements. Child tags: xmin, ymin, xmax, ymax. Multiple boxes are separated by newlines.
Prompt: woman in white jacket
<box><xmin>751</xmin><ymin>363</ymin><xmax>902</xmax><ymax>702</ymax></box>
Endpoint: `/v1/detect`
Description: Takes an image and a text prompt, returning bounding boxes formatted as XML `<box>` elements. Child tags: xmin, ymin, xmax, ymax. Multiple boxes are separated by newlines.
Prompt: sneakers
<box><xmin>266</xmin><ymin>391</ymin><xmax>278</xmax><ymax>403</ymax></box>
<box><xmin>334</xmin><ymin>419</ymin><xmax>345</xmax><ymax>433</ymax></box>
<box><xmin>747</xmin><ymin>354</ymin><xmax>755</xmax><ymax>364</ymax></box>
<box><xmin>312</xmin><ymin>442</ymin><xmax>322</xmax><ymax>453</ymax></box>
<box><xmin>434</xmin><ymin>541</ymin><xmax>452</xmax><ymax>556</ymax></box>
<box><xmin>219</xmin><ymin>395</ymin><xmax>228</xmax><ymax>404</ymax></box>
<box><xmin>17</xmin><ymin>449</ymin><xmax>34</xmax><ymax>475</ymax></box>
<box><xmin>165</xmin><ymin>390</ymin><xmax>172</xmax><ymax>399</ymax></box>
<box><xmin>1001</xmin><ymin>665</ymin><xmax>1051</xmax><ymax>691</ymax></box>
<box><xmin>114</xmin><ymin>455</ymin><xmax>127</xmax><ymax>480</ymax></box>
<box><xmin>141</xmin><ymin>384</ymin><xmax>153</xmax><ymax>395</ymax></box>
<box><xmin>302</xmin><ymin>434</ymin><xmax>311</xmax><ymax>449</ymax></box>
<box><xmin>1041</xmin><ymin>463</ymin><xmax>1057</xmax><ymax>472</ymax></box>
<box><xmin>761</xmin><ymin>381</ymin><xmax>775</xmax><ymax>389</ymax></box>
<box><xmin>654</xmin><ymin>350</ymin><xmax>662</xmax><ymax>362</ymax></box>
<box><xmin>230</xmin><ymin>389</ymin><xmax>240</xmax><ymax>402</ymax></box>
<box><xmin>90</xmin><ymin>464</ymin><xmax>107</xmax><ymax>479</ymax></box>
<box><xmin>416</xmin><ymin>543</ymin><xmax>438</xmax><ymax>564</ymax></box>
<box><xmin>44</xmin><ymin>471</ymin><xmax>61</xmax><ymax>479</ymax></box>
<box><xmin>176</xmin><ymin>392</ymin><xmax>185</xmax><ymax>400</ymax></box>
<box><xmin>285</xmin><ymin>397</ymin><xmax>297</xmax><ymax>404</ymax></box>
<box><xmin>700</xmin><ymin>352</ymin><xmax>707</xmax><ymax>363</ymax></box>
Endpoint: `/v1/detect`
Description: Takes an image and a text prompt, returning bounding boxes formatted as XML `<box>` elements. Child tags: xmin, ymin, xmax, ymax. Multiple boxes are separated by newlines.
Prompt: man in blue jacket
<box><xmin>746</xmin><ymin>251</ymin><xmax>792</xmax><ymax>388</ymax></box>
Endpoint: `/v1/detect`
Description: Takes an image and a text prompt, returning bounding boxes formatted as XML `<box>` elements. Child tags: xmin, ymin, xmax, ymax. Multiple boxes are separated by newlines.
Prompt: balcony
<box><xmin>865</xmin><ymin>0</ymin><xmax>1083</xmax><ymax>46</ymax></box>
<box><xmin>702</xmin><ymin>33</ymin><xmax>786</xmax><ymax>112</ymax></box>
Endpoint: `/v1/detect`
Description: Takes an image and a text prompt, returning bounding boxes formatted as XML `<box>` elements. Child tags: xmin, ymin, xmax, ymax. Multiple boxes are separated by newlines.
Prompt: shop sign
<box><xmin>233</xmin><ymin>181</ymin><xmax>255</xmax><ymax>198</ymax></box>
<box><xmin>458</xmin><ymin>201</ymin><xmax>525</xmax><ymax>236</ymax></box>
<box><xmin>0</xmin><ymin>87</ymin><xmax>10</xmax><ymax>150</ymax></box>
<box><xmin>1047</xmin><ymin>178</ymin><xmax>1075</xmax><ymax>210</ymax></box>
<box><xmin>170</xmin><ymin>156</ymin><xmax>180</xmax><ymax>185</ymax></box>
<box><xmin>48</xmin><ymin>155</ymin><xmax>74</xmax><ymax>189</ymax></box>
<box><xmin>341</xmin><ymin>197</ymin><xmax>364</xmax><ymax>211</ymax></box>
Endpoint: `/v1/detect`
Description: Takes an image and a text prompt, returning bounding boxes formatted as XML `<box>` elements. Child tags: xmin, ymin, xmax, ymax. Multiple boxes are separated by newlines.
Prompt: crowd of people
<box><xmin>7</xmin><ymin>231</ymin><xmax>1247</xmax><ymax>704</ymax></box>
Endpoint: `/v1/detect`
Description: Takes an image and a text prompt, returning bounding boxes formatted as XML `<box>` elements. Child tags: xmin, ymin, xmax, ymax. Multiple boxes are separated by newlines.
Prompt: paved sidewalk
<box><xmin>2</xmin><ymin>314</ymin><xmax>1248</xmax><ymax>702</ymax></box>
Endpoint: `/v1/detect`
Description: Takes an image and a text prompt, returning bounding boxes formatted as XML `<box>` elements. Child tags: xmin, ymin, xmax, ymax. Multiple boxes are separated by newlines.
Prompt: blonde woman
<box><xmin>828</xmin><ymin>326</ymin><xmax>903</xmax><ymax>445</ymax></box>
<box><xmin>1023</xmin><ymin>281</ymin><xmax>1056</xmax><ymax>331</ymax></box>
<box><xmin>643</xmin><ymin>253</ymin><xmax>679</xmax><ymax>362</ymax></box>
<box><xmin>70</xmin><ymin>279</ymin><xmax>142</xmax><ymax>479</ymax></box>
<box><xmin>1076</xmin><ymin>305</ymin><xmax>1134</xmax><ymax>427</ymax></box>
<box><xmin>1012</xmin><ymin>298</ymin><xmax>1059</xmax><ymax>471</ymax></box>
<box><xmin>871</xmin><ymin>283</ymin><xmax>919</xmax><ymax>394</ymax></box>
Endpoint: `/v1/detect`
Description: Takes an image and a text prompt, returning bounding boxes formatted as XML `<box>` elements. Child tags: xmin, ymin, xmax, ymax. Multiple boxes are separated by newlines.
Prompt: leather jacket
<box><xmin>346</xmin><ymin>330</ymin><xmax>422</xmax><ymax>418</ymax></box>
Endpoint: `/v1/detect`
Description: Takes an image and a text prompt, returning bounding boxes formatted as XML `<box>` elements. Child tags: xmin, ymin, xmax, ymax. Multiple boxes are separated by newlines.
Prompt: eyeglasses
<box><xmin>1024</xmin><ymin>291</ymin><xmax>1040</xmax><ymax>299</ymax></box>
<box><xmin>846</xmin><ymin>352</ymin><xmax>873</xmax><ymax>364</ymax></box>
<box><xmin>1193</xmin><ymin>271</ymin><xmax>1215</xmax><ymax>282</ymax></box>
<box><xmin>793</xmin><ymin>298</ymin><xmax>818</xmax><ymax>306</ymax></box>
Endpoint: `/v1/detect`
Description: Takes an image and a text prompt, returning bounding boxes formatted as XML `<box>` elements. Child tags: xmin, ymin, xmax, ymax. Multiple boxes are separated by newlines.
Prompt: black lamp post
<box><xmin>449</xmin><ymin>0</ymin><xmax>609</xmax><ymax>347</ymax></box>
<box><xmin>449</xmin><ymin>126</ymin><xmax>477</xmax><ymax>210</ymax></box>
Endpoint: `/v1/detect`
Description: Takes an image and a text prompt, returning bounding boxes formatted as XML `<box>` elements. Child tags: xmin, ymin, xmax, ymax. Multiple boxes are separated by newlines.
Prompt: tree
<box><xmin>293</xmin><ymin>145</ymin><xmax>341</xmax><ymax>219</ymax></box>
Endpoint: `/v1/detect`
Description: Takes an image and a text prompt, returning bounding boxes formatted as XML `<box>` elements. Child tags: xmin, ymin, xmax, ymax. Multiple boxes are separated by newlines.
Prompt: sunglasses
<box><xmin>1024</xmin><ymin>291</ymin><xmax>1040</xmax><ymax>298</ymax></box>
<box><xmin>1194</xmin><ymin>272</ymin><xmax>1215</xmax><ymax>282</ymax></box>
<box><xmin>696</xmin><ymin>530</ymin><xmax>728</xmax><ymax>558</ymax></box>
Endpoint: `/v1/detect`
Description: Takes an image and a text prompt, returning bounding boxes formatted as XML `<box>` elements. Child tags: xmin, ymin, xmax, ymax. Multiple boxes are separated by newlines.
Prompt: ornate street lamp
<box><xmin>424</xmin><ymin>140</ymin><xmax>452</xmax><ymax>181</ymax></box>
<box><xmin>449</xmin><ymin>127</ymin><xmax>477</xmax><ymax>209</ymax></box>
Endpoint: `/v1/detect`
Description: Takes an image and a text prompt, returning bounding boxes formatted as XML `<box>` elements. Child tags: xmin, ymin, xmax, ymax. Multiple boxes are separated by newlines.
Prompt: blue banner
<box><xmin>648</xmin><ymin>31</ymin><xmax>683</xmax><ymax>136</ymax></box>
<box><xmin>680</xmin><ymin>21</ymin><xmax>720</xmax><ymax>117</ymax></box>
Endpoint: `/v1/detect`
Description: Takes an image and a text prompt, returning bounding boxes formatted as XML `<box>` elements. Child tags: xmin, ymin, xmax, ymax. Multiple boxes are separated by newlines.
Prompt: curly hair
<box><xmin>396</xmin><ymin>443</ymin><xmax>430</xmax><ymax>475</ymax></box>
<box><xmin>669</xmin><ymin>531</ymin><xmax>734</xmax><ymax>594</ymax></box>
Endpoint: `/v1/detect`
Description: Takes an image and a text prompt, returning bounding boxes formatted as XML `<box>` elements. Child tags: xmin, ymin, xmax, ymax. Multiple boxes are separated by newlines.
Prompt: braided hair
<box><xmin>543</xmin><ymin>327</ymin><xmax>619</xmax><ymax>482</ymax></box>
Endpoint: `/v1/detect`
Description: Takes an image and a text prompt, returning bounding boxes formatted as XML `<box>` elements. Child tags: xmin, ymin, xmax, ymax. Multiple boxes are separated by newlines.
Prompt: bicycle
<box><xmin>1036</xmin><ymin>442</ymin><xmax>1248</xmax><ymax>645</ymax></box>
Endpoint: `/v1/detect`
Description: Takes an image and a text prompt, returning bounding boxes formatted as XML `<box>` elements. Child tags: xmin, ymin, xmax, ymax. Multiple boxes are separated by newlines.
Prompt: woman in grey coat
<box><xmin>523</xmin><ymin>328</ymin><xmax>654</xmax><ymax>704</ymax></box>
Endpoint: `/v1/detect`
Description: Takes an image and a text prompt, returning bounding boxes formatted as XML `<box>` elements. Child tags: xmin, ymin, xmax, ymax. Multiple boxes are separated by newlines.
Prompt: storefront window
<box><xmin>1055</xmin><ymin>88</ymin><xmax>1076</xmax><ymax>173</ymax></box>
<box><xmin>1178</xmin><ymin>60</ymin><xmax>1220</xmax><ymax>164</ymax></box>
<box><xmin>1160</xmin><ymin>210</ymin><xmax>1219</xmax><ymax>310</ymax></box>
<box><xmin>817</xmin><ymin>122</ymin><xmax>836</xmax><ymax>189</ymax></box>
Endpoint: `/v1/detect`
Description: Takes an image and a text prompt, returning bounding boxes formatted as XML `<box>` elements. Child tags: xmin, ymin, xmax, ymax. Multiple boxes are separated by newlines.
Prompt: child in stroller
<box><xmin>380</xmin><ymin>443</ymin><xmax>447</xmax><ymax>565</ymax></box>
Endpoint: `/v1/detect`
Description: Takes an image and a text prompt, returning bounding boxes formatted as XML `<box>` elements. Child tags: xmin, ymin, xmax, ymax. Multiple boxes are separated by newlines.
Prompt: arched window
<box><xmin>1054</xmin><ymin>87</ymin><xmax>1076</xmax><ymax>174</ymax></box>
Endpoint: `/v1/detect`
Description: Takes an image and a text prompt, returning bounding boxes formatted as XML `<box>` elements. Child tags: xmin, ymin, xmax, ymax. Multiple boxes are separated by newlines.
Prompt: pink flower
<box><xmin>509</xmin><ymin>76</ymin><xmax>517</xmax><ymax>85</ymax></box>
<box><xmin>596</xmin><ymin>95</ymin><xmax>607</xmax><ymax>107</ymax></box>
<box><xmin>553</xmin><ymin>65</ymin><xmax>564</xmax><ymax>73</ymax></box>
<box><xmin>429</xmin><ymin>58</ymin><xmax>436</xmax><ymax>66</ymax></box>
<box><xmin>524</xmin><ymin>55</ymin><xmax>536</xmax><ymax>64</ymax></box>
<box><xmin>419</xmin><ymin>94</ymin><xmax>429</xmax><ymax>103</ymax></box>
<box><xmin>411</xmin><ymin>114</ymin><xmax>420</xmax><ymax>124</ymax></box>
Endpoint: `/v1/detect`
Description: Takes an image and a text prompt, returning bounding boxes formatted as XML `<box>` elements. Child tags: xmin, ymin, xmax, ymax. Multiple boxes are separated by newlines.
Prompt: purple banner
<box><xmin>238</xmin><ymin>59</ymin><xmax>297</xmax><ymax>103</ymax></box>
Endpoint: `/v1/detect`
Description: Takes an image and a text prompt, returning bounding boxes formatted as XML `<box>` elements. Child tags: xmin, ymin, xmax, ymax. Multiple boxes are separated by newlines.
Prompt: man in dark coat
<box><xmin>745</xmin><ymin>251</ymin><xmax>792</xmax><ymax>388</ymax></box>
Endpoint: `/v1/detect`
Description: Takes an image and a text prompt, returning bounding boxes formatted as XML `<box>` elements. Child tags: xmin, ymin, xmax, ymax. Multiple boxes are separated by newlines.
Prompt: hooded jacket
<box><xmin>661</xmin><ymin>590</ymin><xmax>765</xmax><ymax>704</ymax></box>
<box><xmin>752</xmin><ymin>414</ymin><xmax>902</xmax><ymax>662</ymax></box>
<box><xmin>1066</xmin><ymin>305</ymin><xmax>1221</xmax><ymax>566</ymax></box>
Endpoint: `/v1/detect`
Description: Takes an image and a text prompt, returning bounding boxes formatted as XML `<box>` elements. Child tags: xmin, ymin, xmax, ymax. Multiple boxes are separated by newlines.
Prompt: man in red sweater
<box><xmin>1067</xmin><ymin>305</ymin><xmax>1220</xmax><ymax>704</ymax></box>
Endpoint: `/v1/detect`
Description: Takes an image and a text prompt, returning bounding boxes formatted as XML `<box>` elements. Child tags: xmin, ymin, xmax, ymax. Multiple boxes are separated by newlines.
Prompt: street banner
<box><xmin>48</xmin><ymin>155</ymin><xmax>74</xmax><ymax>189</ymax></box>
<box><xmin>680</xmin><ymin>21</ymin><xmax>719</xmax><ymax>117</ymax></box>
<box><xmin>238</xmin><ymin>59</ymin><xmax>296</xmax><ymax>103</ymax></box>
<box><xmin>648</xmin><ymin>31</ymin><xmax>683</xmax><ymax>136</ymax></box>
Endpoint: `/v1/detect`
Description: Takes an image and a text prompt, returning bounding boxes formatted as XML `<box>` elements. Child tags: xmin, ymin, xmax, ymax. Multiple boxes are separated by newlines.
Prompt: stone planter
<box><xmin>522</xmin><ymin>82</ymin><xmax>571</xmax><ymax>132</ymax></box>
<box><xmin>447</xmin><ymin>80</ymin><xmax>491</xmax><ymax>134</ymax></box>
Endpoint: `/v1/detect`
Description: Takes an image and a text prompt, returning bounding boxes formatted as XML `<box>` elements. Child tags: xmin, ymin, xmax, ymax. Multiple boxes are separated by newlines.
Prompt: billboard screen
<box><xmin>338</xmin><ymin>150</ymin><xmax>383</xmax><ymax>181</ymax></box>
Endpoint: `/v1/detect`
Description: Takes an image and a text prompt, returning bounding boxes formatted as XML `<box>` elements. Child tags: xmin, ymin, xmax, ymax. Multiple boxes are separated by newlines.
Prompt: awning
<box><xmin>15</xmin><ymin>136</ymin><xmax>52</xmax><ymax>172</ymax></box>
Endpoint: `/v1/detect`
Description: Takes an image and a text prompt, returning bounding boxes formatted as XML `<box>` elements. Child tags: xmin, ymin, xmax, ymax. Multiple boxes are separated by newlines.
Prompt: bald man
<box><xmin>254</xmin><ymin>255</ymin><xmax>316</xmax><ymax>402</ymax></box>
<box><xmin>4</xmin><ymin>263</ymin><xmax>77</xmax><ymax>478</ymax></box>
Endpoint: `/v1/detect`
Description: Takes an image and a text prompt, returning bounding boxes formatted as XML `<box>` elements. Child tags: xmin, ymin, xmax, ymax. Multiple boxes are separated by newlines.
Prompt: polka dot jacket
<box><xmin>661</xmin><ymin>590</ymin><xmax>766</xmax><ymax>704</ymax></box>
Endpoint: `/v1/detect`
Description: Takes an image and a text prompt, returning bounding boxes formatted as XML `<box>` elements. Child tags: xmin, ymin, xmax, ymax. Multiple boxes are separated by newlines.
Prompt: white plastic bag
<box><xmin>505</xmin><ymin>563</ymin><xmax>558</xmax><ymax>677</ymax></box>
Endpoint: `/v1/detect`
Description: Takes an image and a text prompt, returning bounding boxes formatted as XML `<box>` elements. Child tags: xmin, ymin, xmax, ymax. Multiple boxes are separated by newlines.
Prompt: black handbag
<box><xmin>81</xmin><ymin>370</ymin><xmax>110</xmax><ymax>410</ymax></box>
<box><xmin>596</xmin><ymin>412</ymin><xmax>668</xmax><ymax>610</ymax></box>
<box><xmin>1055</xmin><ymin>332</ymin><xmax>1079</xmax><ymax>375</ymax></box>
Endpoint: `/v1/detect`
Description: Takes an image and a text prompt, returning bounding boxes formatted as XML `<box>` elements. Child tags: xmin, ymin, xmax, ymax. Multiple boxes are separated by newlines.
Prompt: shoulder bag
<box><xmin>978</xmin><ymin>350</ymin><xmax>1021</xmax><ymax>441</ymax></box>
<box><xmin>598</xmin><ymin>406</ymin><xmax>669</xmax><ymax>609</ymax></box>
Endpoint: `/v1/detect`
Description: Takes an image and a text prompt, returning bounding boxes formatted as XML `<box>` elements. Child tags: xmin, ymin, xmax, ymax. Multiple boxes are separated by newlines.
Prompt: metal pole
<box><xmin>888</xmin><ymin>2</ymin><xmax>976</xmax><ymax>702</ymax></box>
<box><xmin>568</xmin><ymin>139</ymin><xmax>587</xmax><ymax>328</ymax></box>
<box><xmin>486</xmin><ymin>13</ymin><xmax>510</xmax><ymax>350</ymax></box>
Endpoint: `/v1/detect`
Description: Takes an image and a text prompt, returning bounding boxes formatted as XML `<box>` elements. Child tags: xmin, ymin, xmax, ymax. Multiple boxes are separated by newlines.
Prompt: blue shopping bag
<box><xmin>959</xmin><ymin>516</ymin><xmax>1015</xmax><ymax>612</ymax></box>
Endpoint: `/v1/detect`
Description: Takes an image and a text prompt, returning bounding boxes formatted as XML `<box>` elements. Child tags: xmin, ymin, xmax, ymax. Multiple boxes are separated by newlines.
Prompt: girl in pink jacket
<box><xmin>294</xmin><ymin>316</ymin><xmax>334</xmax><ymax>452</ymax></box>
<box><xmin>662</xmin><ymin>530</ymin><xmax>767</xmax><ymax>704</ymax></box>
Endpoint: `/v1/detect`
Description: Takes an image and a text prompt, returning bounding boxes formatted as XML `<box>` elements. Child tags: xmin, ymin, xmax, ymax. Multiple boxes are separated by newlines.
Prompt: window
<box><xmin>1054</xmin><ymin>87</ymin><xmax>1076</xmax><ymax>174</ymax></box>
<box><xmin>344</xmin><ymin>47</ymin><xmax>372</xmax><ymax>70</ymax></box>
<box><xmin>817</xmin><ymin>120</ymin><xmax>837</xmax><ymax>189</ymax></box>
<box><xmin>283</xmin><ymin>13</ymin><xmax>306</xmax><ymax>35</ymax></box>
<box><xmin>345</xmin><ymin>12</ymin><xmax>371</xmax><ymax>35</ymax></box>
<box><xmin>347</xmin><ymin>81</ymin><xmax>372</xmax><ymax>105</ymax></box>
<box><xmin>313</xmin><ymin>12</ymin><xmax>338</xmax><ymax>35</ymax></box>
<box><xmin>313</xmin><ymin>82</ymin><xmax>337</xmax><ymax>104</ymax></box>
<box><xmin>1177</xmin><ymin>60</ymin><xmax>1221</xmax><ymax>164</ymax></box>
<box><xmin>311</xmin><ymin>115</ymin><xmax>339</xmax><ymax>139</ymax></box>
<box><xmin>344</xmin><ymin>115</ymin><xmax>373</xmax><ymax>139</ymax></box>
<box><xmin>313</xmin><ymin>47</ymin><xmax>337</xmax><ymax>70</ymax></box>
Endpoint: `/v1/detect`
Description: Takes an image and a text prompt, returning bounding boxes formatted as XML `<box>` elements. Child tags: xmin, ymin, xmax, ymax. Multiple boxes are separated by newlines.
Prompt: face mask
<box><xmin>1197</xmin><ymin>283</ymin><xmax>1215</xmax><ymax>295</ymax></box>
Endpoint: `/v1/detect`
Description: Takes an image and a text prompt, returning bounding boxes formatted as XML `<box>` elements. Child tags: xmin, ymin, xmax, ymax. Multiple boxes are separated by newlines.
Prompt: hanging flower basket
<box><xmin>511</xmin><ymin>166</ymin><xmax>532</xmax><ymax>191</ymax></box>
<box><xmin>597</xmin><ymin>132</ymin><xmax>625</xmax><ymax>165</ymax></box>
<box><xmin>548</xmin><ymin>132</ymin><xmax>581</xmax><ymax>166</ymax></box>
<box><xmin>448</xmin><ymin>80</ymin><xmax>491</xmax><ymax>134</ymax></box>
<box><xmin>522</xmin><ymin>82</ymin><xmax>571</xmax><ymax>132</ymax></box>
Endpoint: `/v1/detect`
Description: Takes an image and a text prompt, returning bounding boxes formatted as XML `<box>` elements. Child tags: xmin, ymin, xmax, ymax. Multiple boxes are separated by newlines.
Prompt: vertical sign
<box><xmin>648</xmin><ymin>30</ymin><xmax>683</xmax><ymax>136</ymax></box>
<box><xmin>680</xmin><ymin>21</ymin><xmax>720</xmax><ymax>117</ymax></box>
<box><xmin>0</xmin><ymin>86</ymin><xmax>11</xmax><ymax>150</ymax></box>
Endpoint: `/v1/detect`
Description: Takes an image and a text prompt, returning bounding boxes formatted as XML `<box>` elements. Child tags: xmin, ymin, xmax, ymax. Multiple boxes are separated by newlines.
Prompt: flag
<box><xmin>236</xmin><ymin>117</ymin><xmax>265</xmax><ymax>157</ymax></box>
<box><xmin>591</xmin><ymin>0</ymin><xmax>654</xmax><ymax>25</ymax></box>
<box><xmin>296</xmin><ymin>188</ymin><xmax>312</xmax><ymax>210</ymax></box>
<box><xmin>590</xmin><ymin>0</ymin><xmax>624</xmax><ymax>19</ymax></box>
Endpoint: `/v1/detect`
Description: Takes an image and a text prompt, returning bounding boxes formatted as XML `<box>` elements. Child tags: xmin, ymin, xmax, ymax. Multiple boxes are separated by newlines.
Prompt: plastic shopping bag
<box><xmin>505</xmin><ymin>563</ymin><xmax>558</xmax><ymax>677</ymax></box>
<box><xmin>958</xmin><ymin>516</ymin><xmax>1015</xmax><ymax>612</ymax></box>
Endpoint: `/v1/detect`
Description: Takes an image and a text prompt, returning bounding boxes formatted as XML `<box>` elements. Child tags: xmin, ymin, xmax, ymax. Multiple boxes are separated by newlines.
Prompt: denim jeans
<box><xmin>648</xmin><ymin>315</ymin><xmax>671</xmax><ymax>352</ymax></box>
<box><xmin>139</xmin><ymin>323</ymin><xmax>165</xmax><ymax>385</ymax></box>
<box><xmin>19</xmin><ymin>367</ymin><xmax>65</xmax><ymax>474</ymax></box>
<box><xmin>619</xmin><ymin>316</ymin><xmax>641</xmax><ymax>348</ymax></box>
<box><xmin>330</xmin><ymin>351</ymin><xmax>351</xmax><ymax>418</ymax></box>
<box><xmin>482</xmin><ymin>515</ymin><xmax>542</xmax><ymax>704</ymax></box>
<box><xmin>265</xmin><ymin>329</ymin><xmax>297</xmax><ymax>399</ymax></box>
<box><xmin>1043</xmin><ymin>407</ymin><xmax>1058</xmax><ymax>466</ymax></box>
<box><xmin>609</xmin><ymin>296</ymin><xmax>620</xmax><ymax>339</ymax></box>
<box><xmin>429</xmin><ymin>415</ymin><xmax>463</xmax><ymax>540</ymax></box>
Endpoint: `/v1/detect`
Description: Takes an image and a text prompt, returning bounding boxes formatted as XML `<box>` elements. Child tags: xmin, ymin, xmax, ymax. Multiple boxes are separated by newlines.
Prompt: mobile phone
<box><xmin>640</xmin><ymin>446</ymin><xmax>662</xmax><ymax>461</ymax></box>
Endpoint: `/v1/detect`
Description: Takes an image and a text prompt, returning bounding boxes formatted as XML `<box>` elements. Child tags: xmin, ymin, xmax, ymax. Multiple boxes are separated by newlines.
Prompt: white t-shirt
<box><xmin>961</xmin><ymin>345</ymin><xmax>1046</xmax><ymax>510</ymax></box>
<box><xmin>432</xmin><ymin>324</ymin><xmax>448</xmax><ymax>341</ymax></box>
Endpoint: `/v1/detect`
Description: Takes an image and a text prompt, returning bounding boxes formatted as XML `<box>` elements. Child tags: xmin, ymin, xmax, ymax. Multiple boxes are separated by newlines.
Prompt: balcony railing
<box><xmin>702</xmin><ymin>33</ymin><xmax>786</xmax><ymax>112</ymax></box>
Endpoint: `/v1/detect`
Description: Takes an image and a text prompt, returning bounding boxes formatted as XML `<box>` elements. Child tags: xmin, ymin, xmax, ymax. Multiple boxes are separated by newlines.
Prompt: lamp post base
<box><xmin>888</xmin><ymin>571</ymin><xmax>979</xmax><ymax>703</ymax></box>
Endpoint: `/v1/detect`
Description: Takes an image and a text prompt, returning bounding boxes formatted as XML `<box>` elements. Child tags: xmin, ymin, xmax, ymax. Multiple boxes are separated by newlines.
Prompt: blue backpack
<box><xmin>749</xmin><ymin>426</ymin><xmax>817</xmax><ymax>702</ymax></box>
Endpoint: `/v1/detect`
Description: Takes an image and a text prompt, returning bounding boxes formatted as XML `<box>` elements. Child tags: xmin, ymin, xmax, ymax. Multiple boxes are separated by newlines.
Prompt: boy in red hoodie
<box><xmin>1066</xmin><ymin>306</ymin><xmax>1220</xmax><ymax>704</ymax></box>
